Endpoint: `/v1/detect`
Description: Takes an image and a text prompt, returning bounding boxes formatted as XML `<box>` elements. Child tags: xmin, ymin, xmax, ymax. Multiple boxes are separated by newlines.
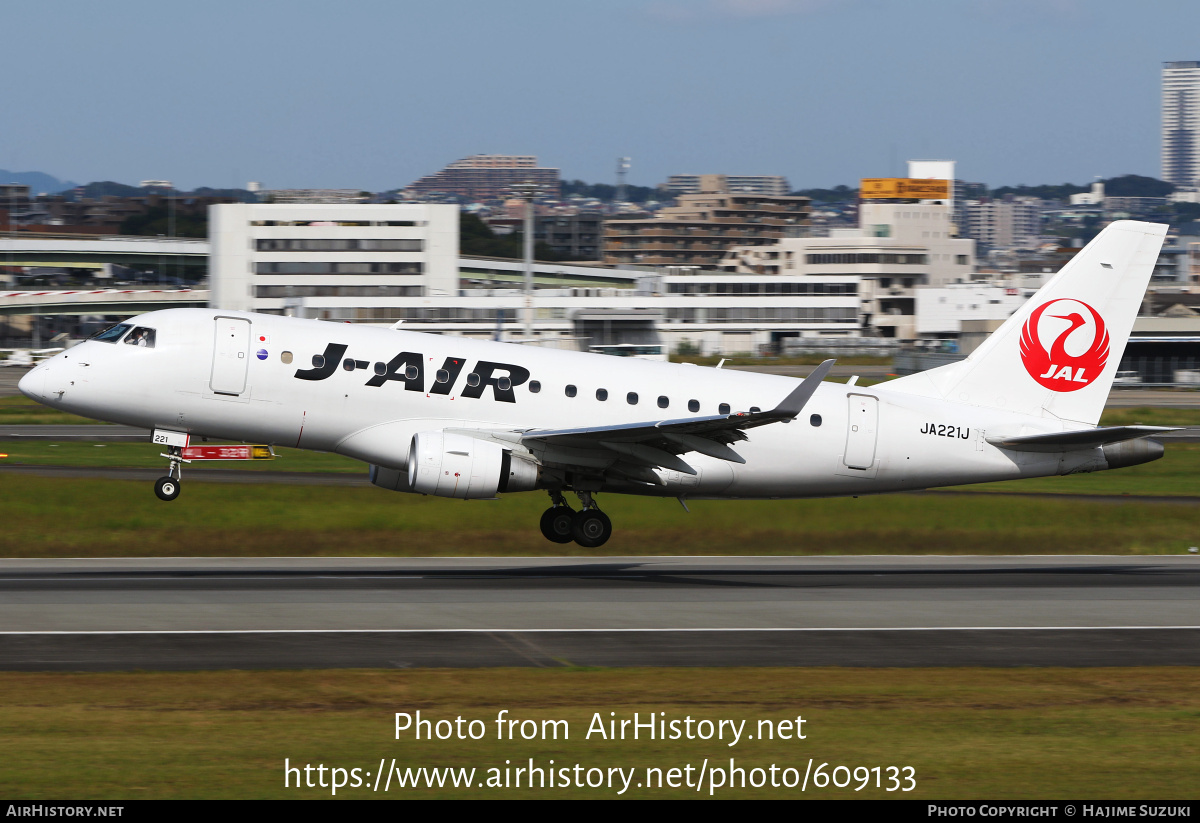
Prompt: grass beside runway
<box><xmin>0</xmin><ymin>396</ymin><xmax>103</xmax><ymax>425</ymax></box>
<box><xmin>10</xmin><ymin>439</ymin><xmax>1200</xmax><ymax>495</ymax></box>
<box><xmin>0</xmin><ymin>442</ymin><xmax>361</xmax><ymax>472</ymax></box>
<box><xmin>0</xmin><ymin>667</ymin><xmax>1196</xmax><ymax>799</ymax></box>
<box><xmin>0</xmin><ymin>470</ymin><xmax>1198</xmax><ymax>556</ymax></box>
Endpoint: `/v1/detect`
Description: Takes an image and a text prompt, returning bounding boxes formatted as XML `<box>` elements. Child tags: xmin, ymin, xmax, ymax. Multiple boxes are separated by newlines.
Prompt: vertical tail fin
<box><xmin>888</xmin><ymin>220</ymin><xmax>1167</xmax><ymax>426</ymax></box>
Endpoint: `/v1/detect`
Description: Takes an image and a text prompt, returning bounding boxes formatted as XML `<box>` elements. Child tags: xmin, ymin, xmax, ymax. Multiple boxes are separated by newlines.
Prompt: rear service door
<box><xmin>210</xmin><ymin>317</ymin><xmax>251</xmax><ymax>395</ymax></box>
<box><xmin>843</xmin><ymin>394</ymin><xmax>879</xmax><ymax>470</ymax></box>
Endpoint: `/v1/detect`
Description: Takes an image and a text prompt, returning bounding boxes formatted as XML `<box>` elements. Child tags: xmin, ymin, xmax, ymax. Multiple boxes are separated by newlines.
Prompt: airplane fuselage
<box><xmin>21</xmin><ymin>308</ymin><xmax>1108</xmax><ymax>500</ymax></box>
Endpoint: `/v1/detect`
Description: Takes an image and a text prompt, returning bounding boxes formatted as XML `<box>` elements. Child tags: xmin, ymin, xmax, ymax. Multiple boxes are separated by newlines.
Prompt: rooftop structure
<box><xmin>405</xmin><ymin>155</ymin><xmax>560</xmax><ymax>202</ymax></box>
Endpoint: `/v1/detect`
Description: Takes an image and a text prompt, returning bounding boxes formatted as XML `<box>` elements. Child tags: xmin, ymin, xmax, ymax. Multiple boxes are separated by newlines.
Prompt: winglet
<box><xmin>770</xmin><ymin>359</ymin><xmax>835</xmax><ymax>418</ymax></box>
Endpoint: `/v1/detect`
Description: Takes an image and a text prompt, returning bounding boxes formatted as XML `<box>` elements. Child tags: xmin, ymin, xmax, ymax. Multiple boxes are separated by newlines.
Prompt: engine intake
<box><xmin>403</xmin><ymin>431</ymin><xmax>539</xmax><ymax>499</ymax></box>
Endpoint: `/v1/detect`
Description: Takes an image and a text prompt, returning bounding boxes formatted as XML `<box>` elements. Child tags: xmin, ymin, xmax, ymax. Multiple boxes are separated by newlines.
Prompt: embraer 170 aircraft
<box><xmin>18</xmin><ymin>220</ymin><xmax>1174</xmax><ymax>547</ymax></box>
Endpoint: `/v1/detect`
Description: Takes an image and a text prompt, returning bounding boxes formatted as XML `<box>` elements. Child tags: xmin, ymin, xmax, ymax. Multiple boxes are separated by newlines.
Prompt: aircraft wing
<box><xmin>517</xmin><ymin>360</ymin><xmax>834</xmax><ymax>479</ymax></box>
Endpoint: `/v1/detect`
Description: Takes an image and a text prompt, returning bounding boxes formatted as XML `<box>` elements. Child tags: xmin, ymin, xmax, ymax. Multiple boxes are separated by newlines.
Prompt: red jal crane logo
<box><xmin>1019</xmin><ymin>298</ymin><xmax>1109</xmax><ymax>392</ymax></box>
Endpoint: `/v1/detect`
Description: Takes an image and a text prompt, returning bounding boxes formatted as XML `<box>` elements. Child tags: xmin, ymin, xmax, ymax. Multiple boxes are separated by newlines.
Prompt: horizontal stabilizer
<box><xmin>987</xmin><ymin>425</ymin><xmax>1180</xmax><ymax>453</ymax></box>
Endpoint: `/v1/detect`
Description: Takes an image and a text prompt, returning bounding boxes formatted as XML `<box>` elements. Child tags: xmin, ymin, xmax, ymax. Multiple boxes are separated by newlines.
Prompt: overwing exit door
<box><xmin>210</xmin><ymin>317</ymin><xmax>251</xmax><ymax>395</ymax></box>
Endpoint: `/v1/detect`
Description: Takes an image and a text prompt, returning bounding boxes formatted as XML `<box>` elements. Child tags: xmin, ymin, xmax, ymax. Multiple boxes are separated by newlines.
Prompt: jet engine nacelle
<box><xmin>405</xmin><ymin>431</ymin><xmax>539</xmax><ymax>499</ymax></box>
<box><xmin>1102</xmin><ymin>438</ymin><xmax>1165</xmax><ymax>469</ymax></box>
<box><xmin>368</xmin><ymin>464</ymin><xmax>415</xmax><ymax>492</ymax></box>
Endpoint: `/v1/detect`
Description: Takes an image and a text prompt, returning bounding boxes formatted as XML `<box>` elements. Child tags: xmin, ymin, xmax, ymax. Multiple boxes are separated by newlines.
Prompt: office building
<box><xmin>1163</xmin><ymin>61</ymin><xmax>1200</xmax><ymax>188</ymax></box>
<box><xmin>209</xmin><ymin>203</ymin><xmax>459</xmax><ymax>316</ymax></box>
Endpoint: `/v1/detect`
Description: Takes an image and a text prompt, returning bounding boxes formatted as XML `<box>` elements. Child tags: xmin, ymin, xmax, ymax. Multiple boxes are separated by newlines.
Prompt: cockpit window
<box><xmin>123</xmin><ymin>327</ymin><xmax>156</xmax><ymax>348</ymax></box>
<box><xmin>91</xmin><ymin>323</ymin><xmax>132</xmax><ymax>343</ymax></box>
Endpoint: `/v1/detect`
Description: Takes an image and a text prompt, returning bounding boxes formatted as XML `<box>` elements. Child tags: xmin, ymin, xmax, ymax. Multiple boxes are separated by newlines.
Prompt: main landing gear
<box><xmin>539</xmin><ymin>490</ymin><xmax>613</xmax><ymax>548</ymax></box>
<box><xmin>154</xmin><ymin>446</ymin><xmax>189</xmax><ymax>502</ymax></box>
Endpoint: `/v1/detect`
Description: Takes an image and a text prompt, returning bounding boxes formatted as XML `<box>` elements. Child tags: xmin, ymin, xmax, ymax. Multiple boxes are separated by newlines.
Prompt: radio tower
<box><xmin>616</xmin><ymin>157</ymin><xmax>630</xmax><ymax>203</ymax></box>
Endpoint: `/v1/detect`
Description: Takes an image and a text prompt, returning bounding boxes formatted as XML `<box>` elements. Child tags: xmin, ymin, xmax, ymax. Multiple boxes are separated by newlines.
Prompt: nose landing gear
<box><xmin>539</xmin><ymin>490</ymin><xmax>612</xmax><ymax>547</ymax></box>
<box><xmin>154</xmin><ymin>447</ymin><xmax>189</xmax><ymax>502</ymax></box>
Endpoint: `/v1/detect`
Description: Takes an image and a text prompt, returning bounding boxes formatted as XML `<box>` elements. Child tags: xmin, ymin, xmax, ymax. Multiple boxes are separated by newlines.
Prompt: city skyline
<box><xmin>4</xmin><ymin>0</ymin><xmax>1200</xmax><ymax>192</ymax></box>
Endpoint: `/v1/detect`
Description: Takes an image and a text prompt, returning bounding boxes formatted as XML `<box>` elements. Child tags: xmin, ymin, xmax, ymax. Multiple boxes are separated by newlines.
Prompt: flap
<box><xmin>987</xmin><ymin>425</ymin><xmax>1180</xmax><ymax>452</ymax></box>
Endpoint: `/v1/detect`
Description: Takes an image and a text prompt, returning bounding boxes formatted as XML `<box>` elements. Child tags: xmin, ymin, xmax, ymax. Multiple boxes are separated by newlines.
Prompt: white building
<box><xmin>1163</xmin><ymin>61</ymin><xmax>1200</xmax><ymax>188</ymax></box>
<box><xmin>917</xmin><ymin>284</ymin><xmax>1030</xmax><ymax>340</ymax></box>
<box><xmin>209</xmin><ymin>203</ymin><xmax>460</xmax><ymax>316</ymax></box>
<box><xmin>1070</xmin><ymin>181</ymin><xmax>1105</xmax><ymax>206</ymax></box>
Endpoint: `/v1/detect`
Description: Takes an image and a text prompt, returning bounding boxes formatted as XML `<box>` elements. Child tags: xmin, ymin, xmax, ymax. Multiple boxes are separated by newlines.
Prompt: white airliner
<box><xmin>18</xmin><ymin>220</ymin><xmax>1173</xmax><ymax>547</ymax></box>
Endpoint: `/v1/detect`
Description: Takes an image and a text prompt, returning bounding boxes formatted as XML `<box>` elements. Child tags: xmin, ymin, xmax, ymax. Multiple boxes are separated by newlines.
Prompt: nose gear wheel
<box><xmin>154</xmin><ymin>476</ymin><xmax>181</xmax><ymax>501</ymax></box>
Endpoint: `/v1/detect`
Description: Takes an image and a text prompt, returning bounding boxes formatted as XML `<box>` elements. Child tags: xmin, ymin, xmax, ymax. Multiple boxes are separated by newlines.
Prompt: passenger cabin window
<box><xmin>688</xmin><ymin>399</ymin><xmax>700</xmax><ymax>413</ymax></box>
<box><xmin>596</xmin><ymin>388</ymin><xmax>608</xmax><ymax>401</ymax></box>
<box><xmin>627</xmin><ymin>392</ymin><xmax>639</xmax><ymax>405</ymax></box>
<box><xmin>565</xmin><ymin>384</ymin><xmax>577</xmax><ymax>397</ymax></box>
<box><xmin>750</xmin><ymin>406</ymin><xmax>761</xmax><ymax>413</ymax></box>
<box><xmin>528</xmin><ymin>380</ymin><xmax>541</xmax><ymax>393</ymax></box>
<box><xmin>123</xmin><ymin>327</ymin><xmax>156</xmax><ymax>348</ymax></box>
<box><xmin>810</xmin><ymin>414</ymin><xmax>822</xmax><ymax>427</ymax></box>
<box><xmin>435</xmin><ymin>369</ymin><xmax>450</xmax><ymax>384</ymax></box>
<box><xmin>719</xmin><ymin>403</ymin><xmax>731</xmax><ymax>414</ymax></box>
<box><xmin>497</xmin><ymin>377</ymin><xmax>512</xmax><ymax>391</ymax></box>
<box><xmin>465</xmin><ymin>373</ymin><xmax>481</xmax><ymax>388</ymax></box>
<box><xmin>657</xmin><ymin>396</ymin><xmax>669</xmax><ymax>409</ymax></box>
<box><xmin>92</xmin><ymin>323</ymin><xmax>132</xmax><ymax>343</ymax></box>
<box><xmin>281</xmin><ymin>351</ymin><xmax>293</xmax><ymax>364</ymax></box>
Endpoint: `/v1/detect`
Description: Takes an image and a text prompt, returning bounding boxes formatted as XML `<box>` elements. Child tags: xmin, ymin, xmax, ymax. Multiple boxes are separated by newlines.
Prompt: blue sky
<box><xmin>4</xmin><ymin>0</ymin><xmax>1199</xmax><ymax>191</ymax></box>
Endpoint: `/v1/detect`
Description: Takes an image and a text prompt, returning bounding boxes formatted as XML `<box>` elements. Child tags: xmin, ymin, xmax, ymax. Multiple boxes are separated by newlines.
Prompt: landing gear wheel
<box><xmin>571</xmin><ymin>509</ymin><xmax>612</xmax><ymax>548</ymax></box>
<box><xmin>539</xmin><ymin>506</ymin><xmax>576</xmax><ymax>544</ymax></box>
<box><xmin>154</xmin><ymin>476</ymin><xmax>181</xmax><ymax>501</ymax></box>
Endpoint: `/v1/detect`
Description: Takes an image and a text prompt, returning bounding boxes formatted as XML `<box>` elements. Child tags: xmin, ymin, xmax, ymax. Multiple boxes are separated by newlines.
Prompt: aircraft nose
<box><xmin>18</xmin><ymin>366</ymin><xmax>45</xmax><ymax>401</ymax></box>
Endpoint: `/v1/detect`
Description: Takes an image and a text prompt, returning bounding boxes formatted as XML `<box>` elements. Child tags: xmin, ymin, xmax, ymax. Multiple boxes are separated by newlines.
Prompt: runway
<box><xmin>1</xmin><ymin>556</ymin><xmax>1196</xmax><ymax>669</ymax></box>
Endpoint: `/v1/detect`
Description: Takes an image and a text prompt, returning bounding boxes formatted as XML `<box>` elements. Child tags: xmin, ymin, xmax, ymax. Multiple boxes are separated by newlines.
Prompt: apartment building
<box><xmin>405</xmin><ymin>155</ymin><xmax>560</xmax><ymax>201</ymax></box>
<box><xmin>1163</xmin><ymin>61</ymin><xmax>1200</xmax><ymax>188</ymax></box>
<box><xmin>604</xmin><ymin>179</ymin><xmax>809</xmax><ymax>270</ymax></box>
<box><xmin>664</xmin><ymin>174</ymin><xmax>791</xmax><ymax>197</ymax></box>
<box><xmin>965</xmin><ymin>197</ymin><xmax>1042</xmax><ymax>249</ymax></box>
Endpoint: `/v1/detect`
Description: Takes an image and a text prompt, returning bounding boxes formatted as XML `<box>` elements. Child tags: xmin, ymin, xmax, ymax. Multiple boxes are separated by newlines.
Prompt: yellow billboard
<box><xmin>860</xmin><ymin>178</ymin><xmax>951</xmax><ymax>200</ymax></box>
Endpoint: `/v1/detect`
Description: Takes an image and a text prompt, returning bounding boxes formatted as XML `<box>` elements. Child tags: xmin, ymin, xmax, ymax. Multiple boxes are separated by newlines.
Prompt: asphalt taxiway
<box><xmin>1</xmin><ymin>556</ymin><xmax>1196</xmax><ymax>670</ymax></box>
